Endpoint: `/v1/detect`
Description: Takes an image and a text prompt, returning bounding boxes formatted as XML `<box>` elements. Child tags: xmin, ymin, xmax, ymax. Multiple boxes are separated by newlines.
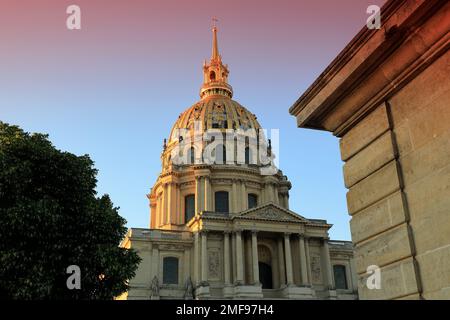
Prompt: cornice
<box><xmin>289</xmin><ymin>0</ymin><xmax>448</xmax><ymax>137</ymax></box>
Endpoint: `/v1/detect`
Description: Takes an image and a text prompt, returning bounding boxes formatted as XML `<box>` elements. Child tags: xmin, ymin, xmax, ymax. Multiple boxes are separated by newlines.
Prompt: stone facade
<box><xmin>289</xmin><ymin>0</ymin><xmax>450</xmax><ymax>300</ymax></box>
<box><xmin>118</xmin><ymin>26</ymin><xmax>357</xmax><ymax>300</ymax></box>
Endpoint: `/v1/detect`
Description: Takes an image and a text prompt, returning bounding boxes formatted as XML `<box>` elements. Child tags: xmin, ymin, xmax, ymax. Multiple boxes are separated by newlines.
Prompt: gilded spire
<box><xmin>211</xmin><ymin>22</ymin><xmax>219</xmax><ymax>61</ymax></box>
<box><xmin>200</xmin><ymin>21</ymin><xmax>233</xmax><ymax>99</ymax></box>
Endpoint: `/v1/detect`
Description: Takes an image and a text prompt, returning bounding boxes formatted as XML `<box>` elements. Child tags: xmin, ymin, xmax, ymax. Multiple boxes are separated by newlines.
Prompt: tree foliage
<box><xmin>0</xmin><ymin>122</ymin><xmax>141</xmax><ymax>299</ymax></box>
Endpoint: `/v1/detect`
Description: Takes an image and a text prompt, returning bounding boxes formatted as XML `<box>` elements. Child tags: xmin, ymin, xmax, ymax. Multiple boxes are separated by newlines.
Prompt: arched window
<box><xmin>209</xmin><ymin>71</ymin><xmax>216</xmax><ymax>81</ymax></box>
<box><xmin>215</xmin><ymin>144</ymin><xmax>226</xmax><ymax>164</ymax></box>
<box><xmin>248</xmin><ymin>193</ymin><xmax>258</xmax><ymax>209</ymax></box>
<box><xmin>163</xmin><ymin>257</ymin><xmax>179</xmax><ymax>284</ymax></box>
<box><xmin>245</xmin><ymin>147</ymin><xmax>253</xmax><ymax>164</ymax></box>
<box><xmin>333</xmin><ymin>265</ymin><xmax>348</xmax><ymax>290</ymax></box>
<box><xmin>215</xmin><ymin>191</ymin><xmax>229</xmax><ymax>213</ymax></box>
<box><xmin>187</xmin><ymin>146</ymin><xmax>195</xmax><ymax>164</ymax></box>
<box><xmin>184</xmin><ymin>194</ymin><xmax>195</xmax><ymax>223</ymax></box>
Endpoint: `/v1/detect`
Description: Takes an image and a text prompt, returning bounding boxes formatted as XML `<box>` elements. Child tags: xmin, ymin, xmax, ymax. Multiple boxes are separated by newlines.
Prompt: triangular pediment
<box><xmin>234</xmin><ymin>202</ymin><xmax>308</xmax><ymax>223</ymax></box>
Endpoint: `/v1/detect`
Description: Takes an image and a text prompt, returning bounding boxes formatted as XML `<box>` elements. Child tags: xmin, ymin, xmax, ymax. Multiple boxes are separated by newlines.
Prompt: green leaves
<box><xmin>0</xmin><ymin>121</ymin><xmax>140</xmax><ymax>299</ymax></box>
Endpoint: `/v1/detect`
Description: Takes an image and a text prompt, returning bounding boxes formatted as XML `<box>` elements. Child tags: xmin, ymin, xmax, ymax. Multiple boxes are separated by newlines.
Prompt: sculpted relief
<box><xmin>208</xmin><ymin>250</ymin><xmax>221</xmax><ymax>280</ymax></box>
<box><xmin>311</xmin><ymin>254</ymin><xmax>322</xmax><ymax>284</ymax></box>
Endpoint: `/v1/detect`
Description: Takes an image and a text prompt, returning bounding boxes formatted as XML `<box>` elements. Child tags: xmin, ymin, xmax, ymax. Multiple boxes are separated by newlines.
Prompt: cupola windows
<box><xmin>248</xmin><ymin>193</ymin><xmax>258</xmax><ymax>209</ymax></box>
<box><xmin>185</xmin><ymin>194</ymin><xmax>195</xmax><ymax>223</ymax></box>
<box><xmin>215</xmin><ymin>191</ymin><xmax>229</xmax><ymax>213</ymax></box>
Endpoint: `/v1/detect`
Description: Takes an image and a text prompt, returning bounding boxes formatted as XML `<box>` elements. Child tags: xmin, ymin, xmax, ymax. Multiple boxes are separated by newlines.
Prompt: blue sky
<box><xmin>0</xmin><ymin>0</ymin><xmax>386</xmax><ymax>240</ymax></box>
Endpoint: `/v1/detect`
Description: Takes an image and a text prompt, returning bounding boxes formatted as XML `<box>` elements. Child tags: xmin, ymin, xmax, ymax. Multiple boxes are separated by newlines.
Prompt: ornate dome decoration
<box><xmin>169</xmin><ymin>98</ymin><xmax>261</xmax><ymax>143</ymax></box>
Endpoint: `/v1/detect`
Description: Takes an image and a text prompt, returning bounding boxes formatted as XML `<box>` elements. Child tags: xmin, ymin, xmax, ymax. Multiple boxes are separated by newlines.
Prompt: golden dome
<box><xmin>169</xmin><ymin>96</ymin><xmax>261</xmax><ymax>142</ymax></box>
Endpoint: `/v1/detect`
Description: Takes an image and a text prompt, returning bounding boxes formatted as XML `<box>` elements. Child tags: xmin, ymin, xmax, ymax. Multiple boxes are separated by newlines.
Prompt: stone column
<box><xmin>166</xmin><ymin>182</ymin><xmax>173</xmax><ymax>224</ymax></box>
<box><xmin>195</xmin><ymin>177</ymin><xmax>203</xmax><ymax>214</ymax></box>
<box><xmin>305</xmin><ymin>237</ymin><xmax>312</xmax><ymax>286</ymax></box>
<box><xmin>285</xmin><ymin>194</ymin><xmax>289</xmax><ymax>210</ymax></box>
<box><xmin>277</xmin><ymin>237</ymin><xmax>286</xmax><ymax>287</ymax></box>
<box><xmin>231</xmin><ymin>230</ymin><xmax>237</xmax><ymax>281</ymax></box>
<box><xmin>260</xmin><ymin>187</ymin><xmax>266</xmax><ymax>204</ymax></box>
<box><xmin>184</xmin><ymin>248</ymin><xmax>191</xmax><ymax>282</ymax></box>
<box><xmin>162</xmin><ymin>183</ymin><xmax>168</xmax><ymax>224</ymax></box>
<box><xmin>235</xmin><ymin>180</ymin><xmax>242</xmax><ymax>213</ymax></box>
<box><xmin>298</xmin><ymin>235</ymin><xmax>308</xmax><ymax>285</ymax></box>
<box><xmin>322</xmin><ymin>239</ymin><xmax>334</xmax><ymax>290</ymax></box>
<box><xmin>201</xmin><ymin>231</ymin><xmax>208</xmax><ymax>285</ymax></box>
<box><xmin>235</xmin><ymin>230</ymin><xmax>244</xmax><ymax>284</ymax></box>
<box><xmin>224</xmin><ymin>232</ymin><xmax>231</xmax><ymax>285</ymax></box>
<box><xmin>251</xmin><ymin>231</ymin><xmax>260</xmax><ymax>285</ymax></box>
<box><xmin>284</xmin><ymin>233</ymin><xmax>294</xmax><ymax>286</ymax></box>
<box><xmin>231</xmin><ymin>180</ymin><xmax>239</xmax><ymax>213</ymax></box>
<box><xmin>155</xmin><ymin>196</ymin><xmax>160</xmax><ymax>227</ymax></box>
<box><xmin>175</xmin><ymin>184</ymin><xmax>181</xmax><ymax>224</ymax></box>
<box><xmin>274</xmin><ymin>187</ymin><xmax>279</xmax><ymax>205</ymax></box>
<box><xmin>241</xmin><ymin>181</ymin><xmax>247</xmax><ymax>211</ymax></box>
<box><xmin>204</xmin><ymin>177</ymin><xmax>212</xmax><ymax>211</ymax></box>
<box><xmin>245</xmin><ymin>234</ymin><xmax>252</xmax><ymax>284</ymax></box>
<box><xmin>150</xmin><ymin>201</ymin><xmax>157</xmax><ymax>228</ymax></box>
<box><xmin>194</xmin><ymin>232</ymin><xmax>200</xmax><ymax>285</ymax></box>
<box><xmin>265</xmin><ymin>183</ymin><xmax>272</xmax><ymax>202</ymax></box>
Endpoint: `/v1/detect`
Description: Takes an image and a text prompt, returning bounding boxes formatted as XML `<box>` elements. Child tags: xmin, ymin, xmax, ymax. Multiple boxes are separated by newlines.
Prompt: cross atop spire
<box><xmin>212</xmin><ymin>17</ymin><xmax>218</xmax><ymax>28</ymax></box>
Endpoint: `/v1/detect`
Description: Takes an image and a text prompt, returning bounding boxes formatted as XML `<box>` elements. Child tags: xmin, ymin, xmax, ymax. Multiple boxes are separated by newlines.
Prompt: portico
<box><xmin>185</xmin><ymin>202</ymin><xmax>336</xmax><ymax>299</ymax></box>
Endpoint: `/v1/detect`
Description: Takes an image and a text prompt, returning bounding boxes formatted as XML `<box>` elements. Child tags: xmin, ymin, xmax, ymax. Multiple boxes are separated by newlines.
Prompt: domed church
<box><xmin>119</xmin><ymin>26</ymin><xmax>357</xmax><ymax>300</ymax></box>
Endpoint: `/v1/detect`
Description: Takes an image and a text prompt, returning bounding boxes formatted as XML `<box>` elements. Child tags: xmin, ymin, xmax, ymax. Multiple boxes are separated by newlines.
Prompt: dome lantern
<box><xmin>200</xmin><ymin>23</ymin><xmax>233</xmax><ymax>99</ymax></box>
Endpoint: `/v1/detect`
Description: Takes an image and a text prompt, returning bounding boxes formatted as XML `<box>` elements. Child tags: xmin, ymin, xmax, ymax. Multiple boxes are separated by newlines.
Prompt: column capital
<box><xmin>251</xmin><ymin>230</ymin><xmax>258</xmax><ymax>235</ymax></box>
<box><xmin>284</xmin><ymin>232</ymin><xmax>292</xmax><ymax>237</ymax></box>
<box><xmin>233</xmin><ymin>229</ymin><xmax>243</xmax><ymax>234</ymax></box>
<box><xmin>223</xmin><ymin>230</ymin><xmax>232</xmax><ymax>235</ymax></box>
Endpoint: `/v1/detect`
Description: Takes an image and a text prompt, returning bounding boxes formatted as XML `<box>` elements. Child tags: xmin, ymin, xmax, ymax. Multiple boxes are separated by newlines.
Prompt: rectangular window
<box><xmin>215</xmin><ymin>191</ymin><xmax>229</xmax><ymax>213</ymax></box>
<box><xmin>163</xmin><ymin>257</ymin><xmax>179</xmax><ymax>285</ymax></box>
<box><xmin>333</xmin><ymin>265</ymin><xmax>348</xmax><ymax>290</ymax></box>
<box><xmin>185</xmin><ymin>194</ymin><xmax>195</xmax><ymax>223</ymax></box>
<box><xmin>248</xmin><ymin>193</ymin><xmax>258</xmax><ymax>209</ymax></box>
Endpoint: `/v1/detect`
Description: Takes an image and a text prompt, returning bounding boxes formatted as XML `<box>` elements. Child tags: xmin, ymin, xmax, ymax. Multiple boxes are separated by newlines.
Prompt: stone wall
<box><xmin>341</xmin><ymin>52</ymin><xmax>449</xmax><ymax>299</ymax></box>
<box><xmin>289</xmin><ymin>0</ymin><xmax>449</xmax><ymax>299</ymax></box>
<box><xmin>389</xmin><ymin>53</ymin><xmax>450</xmax><ymax>299</ymax></box>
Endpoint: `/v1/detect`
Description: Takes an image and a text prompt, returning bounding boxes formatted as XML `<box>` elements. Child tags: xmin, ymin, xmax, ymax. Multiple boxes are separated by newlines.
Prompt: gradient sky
<box><xmin>0</xmin><ymin>0</ymin><xmax>386</xmax><ymax>240</ymax></box>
